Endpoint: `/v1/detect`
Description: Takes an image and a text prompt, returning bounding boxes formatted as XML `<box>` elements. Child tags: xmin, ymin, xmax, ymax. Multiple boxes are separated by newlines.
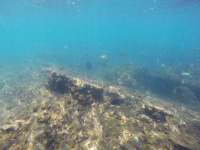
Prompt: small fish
<box><xmin>160</xmin><ymin>64</ymin><xmax>165</xmax><ymax>68</ymax></box>
<box><xmin>77</xmin><ymin>83</ymin><xmax>86</xmax><ymax>90</ymax></box>
<box><xmin>190</xmin><ymin>47</ymin><xmax>200</xmax><ymax>52</ymax></box>
<box><xmin>118</xmin><ymin>52</ymin><xmax>126</xmax><ymax>57</ymax></box>
<box><xmin>181</xmin><ymin>73</ymin><xmax>191</xmax><ymax>78</ymax></box>
<box><xmin>143</xmin><ymin>90</ymin><xmax>150</xmax><ymax>98</ymax></box>
<box><xmin>157</xmin><ymin>59</ymin><xmax>159</xmax><ymax>64</ymax></box>
<box><xmin>100</xmin><ymin>55</ymin><xmax>107</xmax><ymax>59</ymax></box>
<box><xmin>194</xmin><ymin>47</ymin><xmax>199</xmax><ymax>52</ymax></box>
<box><xmin>83</xmin><ymin>45</ymin><xmax>87</xmax><ymax>49</ymax></box>
<box><xmin>60</xmin><ymin>66</ymin><xmax>64</xmax><ymax>70</ymax></box>
<box><xmin>182</xmin><ymin>79</ymin><xmax>185</xmax><ymax>85</ymax></box>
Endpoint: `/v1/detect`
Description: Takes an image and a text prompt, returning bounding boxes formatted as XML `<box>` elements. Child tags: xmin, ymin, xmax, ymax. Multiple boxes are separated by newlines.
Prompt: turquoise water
<box><xmin>1</xmin><ymin>1</ymin><xmax>200</xmax><ymax>149</ymax></box>
<box><xmin>1</xmin><ymin>0</ymin><xmax>200</xmax><ymax>70</ymax></box>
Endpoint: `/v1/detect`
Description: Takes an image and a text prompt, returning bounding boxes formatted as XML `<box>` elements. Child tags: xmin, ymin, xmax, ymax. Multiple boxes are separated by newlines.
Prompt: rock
<box><xmin>169</xmin><ymin>136</ymin><xmax>196</xmax><ymax>150</ymax></box>
<box><xmin>191</xmin><ymin>119</ymin><xmax>200</xmax><ymax>129</ymax></box>
<box><xmin>137</xmin><ymin>103</ymin><xmax>174</xmax><ymax>121</ymax></box>
<box><xmin>145</xmin><ymin>103</ymin><xmax>174</xmax><ymax>117</ymax></box>
<box><xmin>173</xmin><ymin>86</ymin><xmax>198</xmax><ymax>105</ymax></box>
<box><xmin>28</xmin><ymin>124</ymin><xmax>55</xmax><ymax>149</ymax></box>
<box><xmin>46</xmin><ymin>70</ymin><xmax>104</xmax><ymax>105</ymax></box>
<box><xmin>1</xmin><ymin>123</ymin><xmax>19</xmax><ymax>131</ymax></box>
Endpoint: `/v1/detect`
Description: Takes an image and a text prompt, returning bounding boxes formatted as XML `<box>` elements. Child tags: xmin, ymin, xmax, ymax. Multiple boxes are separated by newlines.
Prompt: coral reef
<box><xmin>0</xmin><ymin>68</ymin><xmax>200</xmax><ymax>149</ymax></box>
<box><xmin>103</xmin><ymin>62</ymin><xmax>200</xmax><ymax>109</ymax></box>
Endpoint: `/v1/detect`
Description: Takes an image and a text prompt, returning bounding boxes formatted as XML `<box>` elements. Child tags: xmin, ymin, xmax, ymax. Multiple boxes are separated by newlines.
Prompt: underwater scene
<box><xmin>1</xmin><ymin>0</ymin><xmax>200</xmax><ymax>149</ymax></box>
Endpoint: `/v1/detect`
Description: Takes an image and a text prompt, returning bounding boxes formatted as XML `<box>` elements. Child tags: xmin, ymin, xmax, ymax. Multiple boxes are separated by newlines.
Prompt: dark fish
<box><xmin>86</xmin><ymin>62</ymin><xmax>92</xmax><ymax>69</ymax></box>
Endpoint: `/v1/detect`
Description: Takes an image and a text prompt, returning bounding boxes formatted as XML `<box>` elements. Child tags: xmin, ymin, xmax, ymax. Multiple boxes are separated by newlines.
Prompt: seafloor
<box><xmin>0</xmin><ymin>58</ymin><xmax>200</xmax><ymax>150</ymax></box>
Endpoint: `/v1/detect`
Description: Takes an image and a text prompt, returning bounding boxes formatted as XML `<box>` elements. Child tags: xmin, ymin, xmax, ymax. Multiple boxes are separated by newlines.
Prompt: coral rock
<box><xmin>1</xmin><ymin>123</ymin><xmax>19</xmax><ymax>131</ymax></box>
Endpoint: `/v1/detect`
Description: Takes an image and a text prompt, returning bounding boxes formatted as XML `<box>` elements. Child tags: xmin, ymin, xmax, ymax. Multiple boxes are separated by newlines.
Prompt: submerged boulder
<box><xmin>173</xmin><ymin>86</ymin><xmax>198</xmax><ymax>105</ymax></box>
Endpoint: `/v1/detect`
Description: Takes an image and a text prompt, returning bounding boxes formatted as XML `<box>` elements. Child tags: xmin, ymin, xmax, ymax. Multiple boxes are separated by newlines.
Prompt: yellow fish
<box><xmin>160</xmin><ymin>64</ymin><xmax>165</xmax><ymax>68</ymax></box>
<box><xmin>77</xmin><ymin>83</ymin><xmax>86</xmax><ymax>90</ymax></box>
<box><xmin>146</xmin><ymin>90</ymin><xmax>150</xmax><ymax>95</ymax></box>
<box><xmin>100</xmin><ymin>55</ymin><xmax>107</xmax><ymax>59</ymax></box>
<box><xmin>118</xmin><ymin>52</ymin><xmax>126</xmax><ymax>56</ymax></box>
<box><xmin>181</xmin><ymin>73</ymin><xmax>191</xmax><ymax>77</ymax></box>
<box><xmin>182</xmin><ymin>79</ymin><xmax>184</xmax><ymax>85</ymax></box>
<box><xmin>143</xmin><ymin>90</ymin><xmax>150</xmax><ymax>98</ymax></box>
<box><xmin>60</xmin><ymin>66</ymin><xmax>64</xmax><ymax>70</ymax></box>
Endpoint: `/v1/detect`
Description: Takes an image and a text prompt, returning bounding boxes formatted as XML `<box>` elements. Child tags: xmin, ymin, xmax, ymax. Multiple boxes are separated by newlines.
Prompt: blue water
<box><xmin>1</xmin><ymin>2</ymin><xmax>200</xmax><ymax>149</ymax></box>
<box><xmin>0</xmin><ymin>0</ymin><xmax>200</xmax><ymax>71</ymax></box>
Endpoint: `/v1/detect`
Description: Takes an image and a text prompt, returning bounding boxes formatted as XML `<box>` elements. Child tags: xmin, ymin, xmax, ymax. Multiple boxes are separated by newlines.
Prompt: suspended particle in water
<box><xmin>72</xmin><ymin>2</ymin><xmax>75</xmax><ymax>4</ymax></box>
<box><xmin>64</xmin><ymin>45</ymin><xmax>68</xmax><ymax>49</ymax></box>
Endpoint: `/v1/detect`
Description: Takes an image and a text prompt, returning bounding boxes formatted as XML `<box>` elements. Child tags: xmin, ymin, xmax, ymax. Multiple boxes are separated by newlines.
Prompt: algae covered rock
<box><xmin>28</xmin><ymin>123</ymin><xmax>55</xmax><ymax>149</ymax></box>
<box><xmin>46</xmin><ymin>69</ymin><xmax>104</xmax><ymax>105</ymax></box>
<box><xmin>173</xmin><ymin>86</ymin><xmax>198</xmax><ymax>105</ymax></box>
<box><xmin>1</xmin><ymin>122</ymin><xmax>19</xmax><ymax>131</ymax></box>
<box><xmin>137</xmin><ymin>102</ymin><xmax>174</xmax><ymax>122</ymax></box>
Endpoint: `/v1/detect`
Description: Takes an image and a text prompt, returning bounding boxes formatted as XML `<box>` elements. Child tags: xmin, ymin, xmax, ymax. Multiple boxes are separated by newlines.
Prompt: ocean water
<box><xmin>1</xmin><ymin>0</ymin><xmax>200</xmax><ymax>149</ymax></box>
<box><xmin>1</xmin><ymin>0</ymin><xmax>200</xmax><ymax>70</ymax></box>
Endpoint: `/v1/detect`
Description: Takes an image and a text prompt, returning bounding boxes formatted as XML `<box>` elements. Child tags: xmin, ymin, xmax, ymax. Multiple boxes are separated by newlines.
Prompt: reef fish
<box><xmin>182</xmin><ymin>79</ymin><xmax>185</xmax><ymax>85</ymax></box>
<box><xmin>160</xmin><ymin>64</ymin><xmax>165</xmax><ymax>68</ymax></box>
<box><xmin>77</xmin><ymin>83</ymin><xmax>86</xmax><ymax>90</ymax></box>
<box><xmin>143</xmin><ymin>90</ymin><xmax>150</xmax><ymax>98</ymax></box>
<box><xmin>118</xmin><ymin>52</ymin><xmax>126</xmax><ymax>57</ymax></box>
<box><xmin>181</xmin><ymin>73</ymin><xmax>191</xmax><ymax>77</ymax></box>
<box><xmin>60</xmin><ymin>66</ymin><xmax>64</xmax><ymax>70</ymax></box>
<box><xmin>100</xmin><ymin>55</ymin><xmax>107</xmax><ymax>59</ymax></box>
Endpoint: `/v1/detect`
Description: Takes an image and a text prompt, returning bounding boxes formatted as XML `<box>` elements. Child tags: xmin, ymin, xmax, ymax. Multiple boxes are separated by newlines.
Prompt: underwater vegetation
<box><xmin>86</xmin><ymin>62</ymin><xmax>92</xmax><ymax>69</ymax></box>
